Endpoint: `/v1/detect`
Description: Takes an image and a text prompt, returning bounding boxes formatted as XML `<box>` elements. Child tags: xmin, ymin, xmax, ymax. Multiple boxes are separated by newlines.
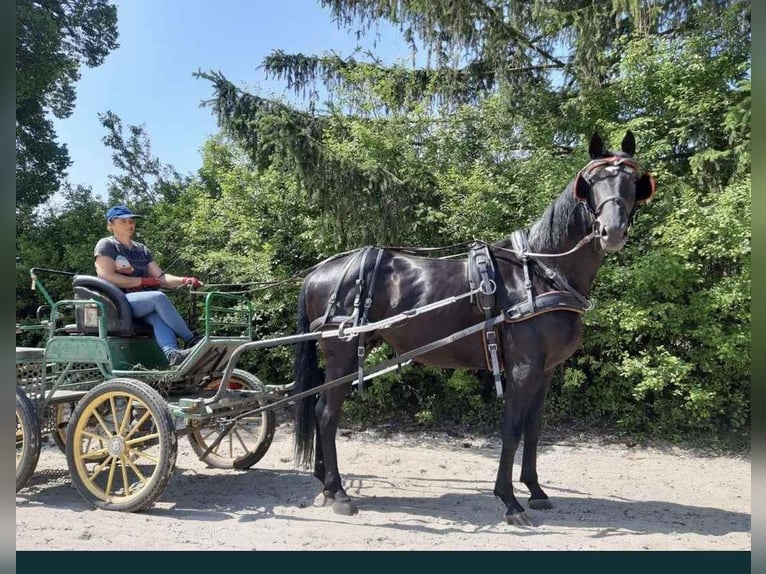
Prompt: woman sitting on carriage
<box><xmin>94</xmin><ymin>205</ymin><xmax>204</xmax><ymax>367</ymax></box>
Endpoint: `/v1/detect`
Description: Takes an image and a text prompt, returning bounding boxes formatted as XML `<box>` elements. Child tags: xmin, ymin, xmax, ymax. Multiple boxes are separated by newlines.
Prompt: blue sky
<box><xmin>54</xmin><ymin>0</ymin><xmax>415</xmax><ymax>197</ymax></box>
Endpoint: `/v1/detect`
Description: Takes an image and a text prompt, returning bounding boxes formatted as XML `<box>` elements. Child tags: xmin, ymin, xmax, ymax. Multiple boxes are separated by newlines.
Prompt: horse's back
<box><xmin>303</xmin><ymin>248</ymin><xmax>492</xmax><ymax>368</ymax></box>
<box><xmin>303</xmin><ymin>249</ymin><xmax>470</xmax><ymax>320</ymax></box>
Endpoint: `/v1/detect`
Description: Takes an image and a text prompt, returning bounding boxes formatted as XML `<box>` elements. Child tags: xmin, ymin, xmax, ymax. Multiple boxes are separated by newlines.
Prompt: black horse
<box><xmin>292</xmin><ymin>131</ymin><xmax>656</xmax><ymax>526</ymax></box>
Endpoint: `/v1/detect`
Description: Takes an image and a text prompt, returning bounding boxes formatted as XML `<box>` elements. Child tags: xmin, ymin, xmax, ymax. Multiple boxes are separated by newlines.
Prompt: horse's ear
<box><xmin>574</xmin><ymin>172</ymin><xmax>589</xmax><ymax>201</ymax></box>
<box><xmin>621</xmin><ymin>131</ymin><xmax>636</xmax><ymax>156</ymax></box>
<box><xmin>636</xmin><ymin>172</ymin><xmax>656</xmax><ymax>203</ymax></box>
<box><xmin>589</xmin><ymin>132</ymin><xmax>605</xmax><ymax>158</ymax></box>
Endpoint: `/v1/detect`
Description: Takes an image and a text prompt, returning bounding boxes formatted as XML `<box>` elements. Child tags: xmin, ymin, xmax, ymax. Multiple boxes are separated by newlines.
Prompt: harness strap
<box><xmin>311</xmin><ymin>249</ymin><xmax>368</xmax><ymax>332</ymax></box>
<box><xmin>504</xmin><ymin>291</ymin><xmax>589</xmax><ymax>322</ymax></box>
<box><xmin>510</xmin><ymin>230</ymin><xmax>593</xmax><ymax>312</ymax></box>
<box><xmin>511</xmin><ymin>231</ymin><xmax>535</xmax><ymax>313</ymax></box>
<box><xmin>467</xmin><ymin>243</ymin><xmax>504</xmax><ymax>397</ymax></box>
<box><xmin>357</xmin><ymin>247</ymin><xmax>384</xmax><ymax>393</ymax></box>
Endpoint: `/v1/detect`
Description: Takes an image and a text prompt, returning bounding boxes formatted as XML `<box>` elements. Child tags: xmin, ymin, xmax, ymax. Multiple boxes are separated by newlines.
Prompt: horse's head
<box><xmin>574</xmin><ymin>131</ymin><xmax>655</xmax><ymax>252</ymax></box>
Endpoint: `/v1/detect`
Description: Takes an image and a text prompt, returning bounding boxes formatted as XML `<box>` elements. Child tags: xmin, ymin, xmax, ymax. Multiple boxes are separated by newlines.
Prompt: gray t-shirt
<box><xmin>94</xmin><ymin>237</ymin><xmax>155</xmax><ymax>291</ymax></box>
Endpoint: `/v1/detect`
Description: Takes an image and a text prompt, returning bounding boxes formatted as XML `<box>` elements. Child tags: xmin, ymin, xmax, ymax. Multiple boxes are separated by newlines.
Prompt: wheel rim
<box><xmin>70</xmin><ymin>391</ymin><xmax>165</xmax><ymax>504</ymax></box>
<box><xmin>193</xmin><ymin>378</ymin><xmax>267</xmax><ymax>463</ymax></box>
<box><xmin>16</xmin><ymin>411</ymin><xmax>26</xmax><ymax>469</ymax></box>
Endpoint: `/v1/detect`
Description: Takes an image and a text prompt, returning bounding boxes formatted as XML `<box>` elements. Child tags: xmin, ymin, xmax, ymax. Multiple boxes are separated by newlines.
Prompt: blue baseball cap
<box><xmin>106</xmin><ymin>205</ymin><xmax>143</xmax><ymax>221</ymax></box>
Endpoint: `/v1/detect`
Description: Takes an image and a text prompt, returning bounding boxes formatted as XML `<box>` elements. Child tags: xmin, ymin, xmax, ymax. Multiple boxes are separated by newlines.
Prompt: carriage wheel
<box><xmin>16</xmin><ymin>387</ymin><xmax>41</xmax><ymax>492</ymax></box>
<box><xmin>52</xmin><ymin>402</ymin><xmax>75</xmax><ymax>453</ymax></box>
<box><xmin>187</xmin><ymin>369</ymin><xmax>276</xmax><ymax>469</ymax></box>
<box><xmin>65</xmin><ymin>378</ymin><xmax>177</xmax><ymax>512</ymax></box>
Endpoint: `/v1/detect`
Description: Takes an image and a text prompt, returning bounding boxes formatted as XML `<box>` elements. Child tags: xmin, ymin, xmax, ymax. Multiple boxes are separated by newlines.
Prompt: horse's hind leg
<box><xmin>520</xmin><ymin>372</ymin><xmax>554</xmax><ymax>510</ymax></box>
<box><xmin>314</xmin><ymin>342</ymin><xmax>358</xmax><ymax>515</ymax></box>
<box><xmin>312</xmin><ymin>396</ymin><xmax>326</xmax><ymax>483</ymax></box>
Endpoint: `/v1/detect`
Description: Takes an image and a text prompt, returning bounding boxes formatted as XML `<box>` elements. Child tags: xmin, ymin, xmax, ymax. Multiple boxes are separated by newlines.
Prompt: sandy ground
<box><xmin>16</xmin><ymin>420</ymin><xmax>750</xmax><ymax>551</ymax></box>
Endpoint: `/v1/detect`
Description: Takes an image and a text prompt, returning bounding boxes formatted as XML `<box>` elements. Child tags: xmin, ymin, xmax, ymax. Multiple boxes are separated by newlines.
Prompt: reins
<box><xmin>196</xmin><ymin>232</ymin><xmax>600</xmax><ymax>295</ymax></box>
<box><xmin>493</xmin><ymin>230</ymin><xmax>597</xmax><ymax>259</ymax></box>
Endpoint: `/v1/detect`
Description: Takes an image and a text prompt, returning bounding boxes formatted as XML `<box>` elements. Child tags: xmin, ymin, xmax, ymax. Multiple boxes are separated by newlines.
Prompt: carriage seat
<box><xmin>71</xmin><ymin>275</ymin><xmax>153</xmax><ymax>337</ymax></box>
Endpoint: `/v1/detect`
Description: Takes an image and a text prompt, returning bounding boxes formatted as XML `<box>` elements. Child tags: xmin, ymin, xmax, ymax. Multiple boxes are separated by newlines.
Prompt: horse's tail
<box><xmin>293</xmin><ymin>282</ymin><xmax>323</xmax><ymax>468</ymax></box>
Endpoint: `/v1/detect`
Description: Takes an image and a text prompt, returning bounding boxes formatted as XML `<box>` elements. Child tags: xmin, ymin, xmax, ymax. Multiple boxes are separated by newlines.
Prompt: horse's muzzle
<box><xmin>598</xmin><ymin>224</ymin><xmax>628</xmax><ymax>252</ymax></box>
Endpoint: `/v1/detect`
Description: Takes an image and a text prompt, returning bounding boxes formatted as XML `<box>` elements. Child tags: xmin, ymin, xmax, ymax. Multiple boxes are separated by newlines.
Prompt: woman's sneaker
<box><xmin>166</xmin><ymin>348</ymin><xmax>194</xmax><ymax>367</ymax></box>
<box><xmin>185</xmin><ymin>333</ymin><xmax>204</xmax><ymax>348</ymax></box>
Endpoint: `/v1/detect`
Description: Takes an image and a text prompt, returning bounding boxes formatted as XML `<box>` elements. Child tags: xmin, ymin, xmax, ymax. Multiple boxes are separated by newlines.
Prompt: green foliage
<box><xmin>16</xmin><ymin>0</ymin><xmax>119</xmax><ymax>209</ymax></box>
<box><xmin>16</xmin><ymin>185</ymin><xmax>107</xmax><ymax>317</ymax></box>
<box><xmin>343</xmin><ymin>365</ymin><xmax>502</xmax><ymax>432</ymax></box>
<box><xmin>99</xmin><ymin>111</ymin><xmax>190</xmax><ymax>207</ymax></box>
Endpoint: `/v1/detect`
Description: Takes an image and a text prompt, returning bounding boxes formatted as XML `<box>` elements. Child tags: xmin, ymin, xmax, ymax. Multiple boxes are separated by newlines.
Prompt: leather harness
<box><xmin>309</xmin><ymin>239</ymin><xmax>591</xmax><ymax>397</ymax></box>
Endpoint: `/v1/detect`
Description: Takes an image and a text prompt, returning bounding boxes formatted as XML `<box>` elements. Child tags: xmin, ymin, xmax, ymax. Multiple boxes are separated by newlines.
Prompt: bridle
<box><xmin>575</xmin><ymin>155</ymin><xmax>646</xmax><ymax>232</ymax></box>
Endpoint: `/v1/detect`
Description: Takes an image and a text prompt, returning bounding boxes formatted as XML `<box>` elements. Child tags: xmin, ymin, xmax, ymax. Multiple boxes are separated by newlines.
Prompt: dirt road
<box><xmin>16</xmin><ymin>422</ymin><xmax>750</xmax><ymax>550</ymax></box>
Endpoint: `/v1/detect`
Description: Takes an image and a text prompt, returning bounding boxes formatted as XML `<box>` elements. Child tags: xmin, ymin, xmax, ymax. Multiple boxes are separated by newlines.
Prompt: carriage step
<box><xmin>176</xmin><ymin>397</ymin><xmax>207</xmax><ymax>415</ymax></box>
<box><xmin>173</xmin><ymin>392</ymin><xmax>266</xmax><ymax>420</ymax></box>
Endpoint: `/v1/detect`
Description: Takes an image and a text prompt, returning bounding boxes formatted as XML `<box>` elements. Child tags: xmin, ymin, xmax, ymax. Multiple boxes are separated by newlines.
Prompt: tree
<box><xmin>99</xmin><ymin>110</ymin><xmax>187</xmax><ymax>208</ymax></box>
<box><xmin>16</xmin><ymin>0</ymin><xmax>119</xmax><ymax>210</ymax></box>
<box><xmin>16</xmin><ymin>184</ymin><xmax>107</xmax><ymax>318</ymax></box>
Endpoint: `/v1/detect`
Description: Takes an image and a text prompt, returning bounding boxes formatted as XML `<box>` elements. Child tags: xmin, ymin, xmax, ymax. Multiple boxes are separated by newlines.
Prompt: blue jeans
<box><xmin>125</xmin><ymin>291</ymin><xmax>194</xmax><ymax>354</ymax></box>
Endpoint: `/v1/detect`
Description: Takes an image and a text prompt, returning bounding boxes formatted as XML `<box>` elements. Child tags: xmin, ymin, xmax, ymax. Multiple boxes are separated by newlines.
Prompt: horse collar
<box><xmin>510</xmin><ymin>230</ymin><xmax>592</xmax><ymax>312</ymax></box>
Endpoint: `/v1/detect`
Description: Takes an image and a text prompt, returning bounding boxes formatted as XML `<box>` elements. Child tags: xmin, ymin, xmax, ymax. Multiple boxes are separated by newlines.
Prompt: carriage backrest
<box><xmin>72</xmin><ymin>275</ymin><xmax>151</xmax><ymax>337</ymax></box>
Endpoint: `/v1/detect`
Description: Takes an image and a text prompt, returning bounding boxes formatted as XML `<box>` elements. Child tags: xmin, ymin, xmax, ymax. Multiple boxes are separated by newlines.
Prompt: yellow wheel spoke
<box><xmin>126</xmin><ymin>432</ymin><xmax>159</xmax><ymax>447</ymax></box>
<box><xmin>105</xmin><ymin>457</ymin><xmax>117</xmax><ymax>497</ymax></box>
<box><xmin>109</xmin><ymin>396</ymin><xmax>119</xmax><ymax>435</ymax></box>
<box><xmin>91</xmin><ymin>409</ymin><xmax>112</xmax><ymax>436</ymax></box>
<box><xmin>124</xmin><ymin>456</ymin><xmax>149</xmax><ymax>483</ymax></box>
<box><xmin>81</xmin><ymin>449</ymin><xmax>110</xmax><ymax>461</ymax></box>
<box><xmin>120</xmin><ymin>457</ymin><xmax>131</xmax><ymax>496</ymax></box>
<box><xmin>125</xmin><ymin>410</ymin><xmax>152</xmax><ymax>441</ymax></box>
<box><xmin>87</xmin><ymin>455</ymin><xmax>114</xmax><ymax>481</ymax></box>
<box><xmin>81</xmin><ymin>429</ymin><xmax>109</xmax><ymax>442</ymax></box>
<box><xmin>126</xmin><ymin>447</ymin><xmax>159</xmax><ymax>465</ymax></box>
<box><xmin>84</xmin><ymin>434</ymin><xmax>107</xmax><ymax>452</ymax></box>
<box><xmin>118</xmin><ymin>397</ymin><xmax>135</xmax><ymax>436</ymax></box>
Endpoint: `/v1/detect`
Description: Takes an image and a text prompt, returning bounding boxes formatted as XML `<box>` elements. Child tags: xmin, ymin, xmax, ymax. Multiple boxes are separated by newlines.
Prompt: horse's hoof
<box><xmin>528</xmin><ymin>497</ymin><xmax>553</xmax><ymax>510</ymax></box>
<box><xmin>313</xmin><ymin>492</ymin><xmax>333</xmax><ymax>507</ymax></box>
<box><xmin>504</xmin><ymin>510</ymin><xmax>534</xmax><ymax>527</ymax></box>
<box><xmin>332</xmin><ymin>499</ymin><xmax>359</xmax><ymax>516</ymax></box>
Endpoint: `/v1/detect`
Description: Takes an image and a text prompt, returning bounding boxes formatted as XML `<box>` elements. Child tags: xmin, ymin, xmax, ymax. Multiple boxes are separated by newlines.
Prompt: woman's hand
<box><xmin>182</xmin><ymin>277</ymin><xmax>203</xmax><ymax>288</ymax></box>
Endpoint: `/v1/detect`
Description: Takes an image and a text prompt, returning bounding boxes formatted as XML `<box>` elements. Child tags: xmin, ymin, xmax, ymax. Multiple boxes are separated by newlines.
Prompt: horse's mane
<box><xmin>527</xmin><ymin>180</ymin><xmax>591</xmax><ymax>253</ymax></box>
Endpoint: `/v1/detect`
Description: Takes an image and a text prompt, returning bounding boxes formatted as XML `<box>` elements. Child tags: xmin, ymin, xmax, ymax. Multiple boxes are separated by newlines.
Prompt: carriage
<box><xmin>16</xmin><ymin>132</ymin><xmax>655</xmax><ymax>525</ymax></box>
<box><xmin>15</xmin><ymin>268</ymin><xmax>282</xmax><ymax>512</ymax></box>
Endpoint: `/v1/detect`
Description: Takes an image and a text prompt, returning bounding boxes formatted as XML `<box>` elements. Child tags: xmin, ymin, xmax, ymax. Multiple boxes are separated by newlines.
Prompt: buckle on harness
<box><xmin>480</xmin><ymin>279</ymin><xmax>496</xmax><ymax>296</ymax></box>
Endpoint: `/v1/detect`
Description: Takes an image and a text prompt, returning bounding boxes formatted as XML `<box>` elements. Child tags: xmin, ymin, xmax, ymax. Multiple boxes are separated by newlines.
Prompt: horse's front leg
<box><xmin>520</xmin><ymin>372</ymin><xmax>554</xmax><ymax>510</ymax></box>
<box><xmin>494</xmin><ymin>356</ymin><xmax>547</xmax><ymax>526</ymax></box>
<box><xmin>314</xmin><ymin>382</ymin><xmax>358</xmax><ymax>515</ymax></box>
<box><xmin>494</xmin><ymin>363</ymin><xmax>532</xmax><ymax>526</ymax></box>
